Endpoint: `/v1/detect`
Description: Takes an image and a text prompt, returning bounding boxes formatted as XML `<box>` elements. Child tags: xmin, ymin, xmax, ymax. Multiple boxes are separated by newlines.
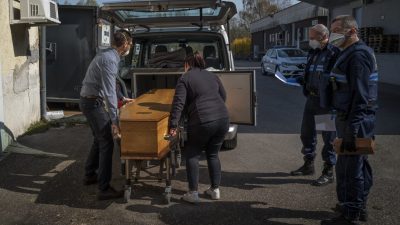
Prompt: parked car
<box><xmin>260</xmin><ymin>47</ymin><xmax>307</xmax><ymax>80</ymax></box>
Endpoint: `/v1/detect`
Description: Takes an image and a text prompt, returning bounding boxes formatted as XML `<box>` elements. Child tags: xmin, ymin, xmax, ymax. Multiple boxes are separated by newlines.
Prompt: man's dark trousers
<box><xmin>79</xmin><ymin>97</ymin><xmax>114</xmax><ymax>191</ymax></box>
<box><xmin>335</xmin><ymin>118</ymin><xmax>374</xmax><ymax>220</ymax></box>
<box><xmin>301</xmin><ymin>96</ymin><xmax>336</xmax><ymax>165</ymax></box>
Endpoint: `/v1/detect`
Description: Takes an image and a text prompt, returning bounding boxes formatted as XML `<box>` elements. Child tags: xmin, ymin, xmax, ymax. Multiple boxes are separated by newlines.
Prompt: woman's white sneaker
<box><xmin>181</xmin><ymin>191</ymin><xmax>199</xmax><ymax>204</ymax></box>
<box><xmin>205</xmin><ymin>188</ymin><xmax>220</xmax><ymax>200</ymax></box>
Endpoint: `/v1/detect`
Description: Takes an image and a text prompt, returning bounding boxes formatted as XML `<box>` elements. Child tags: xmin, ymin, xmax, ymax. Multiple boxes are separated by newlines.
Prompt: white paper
<box><xmin>315</xmin><ymin>114</ymin><xmax>336</xmax><ymax>131</ymax></box>
<box><xmin>274</xmin><ymin>70</ymin><xmax>301</xmax><ymax>87</ymax></box>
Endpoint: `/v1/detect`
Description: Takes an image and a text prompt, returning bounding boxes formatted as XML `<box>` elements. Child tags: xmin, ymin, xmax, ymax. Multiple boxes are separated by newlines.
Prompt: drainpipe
<box><xmin>39</xmin><ymin>26</ymin><xmax>47</xmax><ymax>121</ymax></box>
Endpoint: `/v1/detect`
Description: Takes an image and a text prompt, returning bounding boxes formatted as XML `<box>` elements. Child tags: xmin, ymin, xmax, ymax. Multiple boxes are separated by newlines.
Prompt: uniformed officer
<box><xmin>291</xmin><ymin>24</ymin><xmax>340</xmax><ymax>186</ymax></box>
<box><xmin>322</xmin><ymin>15</ymin><xmax>378</xmax><ymax>224</ymax></box>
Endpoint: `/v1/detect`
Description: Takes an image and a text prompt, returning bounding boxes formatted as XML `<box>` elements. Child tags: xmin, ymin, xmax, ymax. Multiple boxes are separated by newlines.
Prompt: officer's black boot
<box><xmin>333</xmin><ymin>203</ymin><xmax>368</xmax><ymax>222</ymax></box>
<box><xmin>359</xmin><ymin>209</ymin><xmax>368</xmax><ymax>222</ymax></box>
<box><xmin>290</xmin><ymin>159</ymin><xmax>315</xmax><ymax>176</ymax></box>
<box><xmin>360</xmin><ymin>201</ymin><xmax>368</xmax><ymax>222</ymax></box>
<box><xmin>311</xmin><ymin>163</ymin><xmax>334</xmax><ymax>186</ymax></box>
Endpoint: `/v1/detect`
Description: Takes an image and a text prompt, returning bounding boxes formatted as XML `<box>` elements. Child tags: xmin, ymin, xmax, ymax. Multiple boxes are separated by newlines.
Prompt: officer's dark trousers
<box><xmin>300</xmin><ymin>97</ymin><xmax>336</xmax><ymax>165</ymax></box>
<box><xmin>185</xmin><ymin>118</ymin><xmax>229</xmax><ymax>191</ymax></box>
<box><xmin>79</xmin><ymin>97</ymin><xmax>114</xmax><ymax>191</ymax></box>
<box><xmin>335</xmin><ymin>117</ymin><xmax>374</xmax><ymax>219</ymax></box>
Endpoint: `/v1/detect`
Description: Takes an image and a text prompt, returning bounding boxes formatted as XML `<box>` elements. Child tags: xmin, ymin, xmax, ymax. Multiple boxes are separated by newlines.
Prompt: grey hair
<box><xmin>311</xmin><ymin>24</ymin><xmax>329</xmax><ymax>37</ymax></box>
<box><xmin>332</xmin><ymin>15</ymin><xmax>359</xmax><ymax>30</ymax></box>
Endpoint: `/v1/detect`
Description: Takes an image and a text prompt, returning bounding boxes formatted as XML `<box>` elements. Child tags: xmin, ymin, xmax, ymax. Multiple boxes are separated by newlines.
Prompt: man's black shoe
<box><xmin>312</xmin><ymin>174</ymin><xmax>334</xmax><ymax>186</ymax></box>
<box><xmin>359</xmin><ymin>210</ymin><xmax>368</xmax><ymax>222</ymax></box>
<box><xmin>312</xmin><ymin>163</ymin><xmax>334</xmax><ymax>186</ymax></box>
<box><xmin>321</xmin><ymin>215</ymin><xmax>360</xmax><ymax>225</ymax></box>
<box><xmin>83</xmin><ymin>174</ymin><xmax>98</xmax><ymax>185</ymax></box>
<box><xmin>290</xmin><ymin>160</ymin><xmax>315</xmax><ymax>176</ymax></box>
<box><xmin>333</xmin><ymin>203</ymin><xmax>367</xmax><ymax>222</ymax></box>
<box><xmin>97</xmin><ymin>186</ymin><xmax>124</xmax><ymax>200</ymax></box>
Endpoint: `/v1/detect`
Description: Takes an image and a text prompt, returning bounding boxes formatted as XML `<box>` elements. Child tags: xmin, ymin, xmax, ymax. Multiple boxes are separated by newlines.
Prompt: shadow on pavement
<box><xmin>238</xmin><ymin>72</ymin><xmax>400</xmax><ymax>135</ymax></box>
<box><xmin>126</xmin><ymin>201</ymin><xmax>334</xmax><ymax>225</ymax></box>
<box><xmin>0</xmin><ymin>124</ymin><xmax>313</xmax><ymax>211</ymax></box>
<box><xmin>171</xmin><ymin>166</ymin><xmax>313</xmax><ymax>190</ymax></box>
<box><xmin>0</xmin><ymin>126</ymin><xmax>122</xmax><ymax>210</ymax></box>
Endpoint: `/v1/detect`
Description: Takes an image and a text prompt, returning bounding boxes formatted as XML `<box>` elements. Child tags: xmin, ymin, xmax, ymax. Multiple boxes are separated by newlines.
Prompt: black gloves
<box><xmin>340</xmin><ymin>128</ymin><xmax>357</xmax><ymax>152</ymax></box>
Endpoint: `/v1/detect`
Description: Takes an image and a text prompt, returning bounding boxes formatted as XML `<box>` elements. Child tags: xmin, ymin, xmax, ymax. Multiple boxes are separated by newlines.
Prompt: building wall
<box><xmin>251</xmin><ymin>16</ymin><xmax>328</xmax><ymax>58</ymax></box>
<box><xmin>331</xmin><ymin>0</ymin><xmax>400</xmax><ymax>85</ymax></box>
<box><xmin>0</xmin><ymin>2</ymin><xmax>41</xmax><ymax>151</ymax></box>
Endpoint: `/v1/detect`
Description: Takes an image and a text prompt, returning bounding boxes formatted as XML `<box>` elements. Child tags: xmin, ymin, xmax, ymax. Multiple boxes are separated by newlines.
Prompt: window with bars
<box><xmin>30</xmin><ymin>4</ymin><xmax>39</xmax><ymax>16</ymax></box>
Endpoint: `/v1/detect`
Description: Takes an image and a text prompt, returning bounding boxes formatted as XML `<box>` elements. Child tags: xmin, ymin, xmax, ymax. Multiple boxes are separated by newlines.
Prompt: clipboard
<box><xmin>333</xmin><ymin>138</ymin><xmax>375</xmax><ymax>155</ymax></box>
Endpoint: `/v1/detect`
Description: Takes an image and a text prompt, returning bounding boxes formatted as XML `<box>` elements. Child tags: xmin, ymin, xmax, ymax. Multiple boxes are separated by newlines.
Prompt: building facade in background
<box><xmin>250</xmin><ymin>2</ymin><xmax>328</xmax><ymax>59</ymax></box>
<box><xmin>252</xmin><ymin>0</ymin><xmax>400</xmax><ymax>85</ymax></box>
<box><xmin>0</xmin><ymin>1</ymin><xmax>41</xmax><ymax>152</ymax></box>
<box><xmin>300</xmin><ymin>0</ymin><xmax>400</xmax><ymax>85</ymax></box>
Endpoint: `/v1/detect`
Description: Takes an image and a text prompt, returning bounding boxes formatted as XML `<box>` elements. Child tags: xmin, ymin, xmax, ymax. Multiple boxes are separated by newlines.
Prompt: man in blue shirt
<box><xmin>80</xmin><ymin>30</ymin><xmax>133</xmax><ymax>200</ymax></box>
<box><xmin>322</xmin><ymin>15</ymin><xmax>378</xmax><ymax>224</ymax></box>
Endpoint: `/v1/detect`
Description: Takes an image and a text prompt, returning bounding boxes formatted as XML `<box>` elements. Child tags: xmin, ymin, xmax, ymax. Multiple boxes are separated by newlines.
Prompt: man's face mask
<box><xmin>329</xmin><ymin>30</ymin><xmax>350</xmax><ymax>48</ymax></box>
<box><xmin>309</xmin><ymin>39</ymin><xmax>321</xmax><ymax>50</ymax></box>
<box><xmin>121</xmin><ymin>42</ymin><xmax>132</xmax><ymax>57</ymax></box>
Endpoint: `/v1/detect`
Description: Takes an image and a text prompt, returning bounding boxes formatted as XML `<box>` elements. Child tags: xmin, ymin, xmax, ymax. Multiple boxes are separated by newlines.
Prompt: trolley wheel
<box><xmin>163</xmin><ymin>186</ymin><xmax>172</xmax><ymax>205</ymax></box>
<box><xmin>164</xmin><ymin>193</ymin><xmax>171</xmax><ymax>204</ymax></box>
<box><xmin>124</xmin><ymin>185</ymin><xmax>132</xmax><ymax>203</ymax></box>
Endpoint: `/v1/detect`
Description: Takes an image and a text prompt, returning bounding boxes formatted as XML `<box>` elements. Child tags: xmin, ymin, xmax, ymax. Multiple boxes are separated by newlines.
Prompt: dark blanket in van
<box><xmin>148</xmin><ymin>48</ymin><xmax>186</xmax><ymax>68</ymax></box>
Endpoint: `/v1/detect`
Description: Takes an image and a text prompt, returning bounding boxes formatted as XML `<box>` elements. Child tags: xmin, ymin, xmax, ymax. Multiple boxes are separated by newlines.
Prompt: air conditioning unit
<box><xmin>19</xmin><ymin>0</ymin><xmax>60</xmax><ymax>25</ymax></box>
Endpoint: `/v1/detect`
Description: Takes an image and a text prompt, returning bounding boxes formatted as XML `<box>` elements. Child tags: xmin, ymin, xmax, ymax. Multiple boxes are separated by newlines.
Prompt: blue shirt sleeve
<box><xmin>101</xmin><ymin>57</ymin><xmax>119</xmax><ymax>125</ymax></box>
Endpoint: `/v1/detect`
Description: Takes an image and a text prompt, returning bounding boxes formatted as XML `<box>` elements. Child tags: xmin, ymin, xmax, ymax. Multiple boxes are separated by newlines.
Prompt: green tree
<box><xmin>239</xmin><ymin>0</ymin><xmax>280</xmax><ymax>31</ymax></box>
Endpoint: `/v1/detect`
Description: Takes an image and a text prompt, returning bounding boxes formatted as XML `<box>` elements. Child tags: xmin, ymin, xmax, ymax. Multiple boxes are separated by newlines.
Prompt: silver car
<box><xmin>261</xmin><ymin>47</ymin><xmax>307</xmax><ymax>80</ymax></box>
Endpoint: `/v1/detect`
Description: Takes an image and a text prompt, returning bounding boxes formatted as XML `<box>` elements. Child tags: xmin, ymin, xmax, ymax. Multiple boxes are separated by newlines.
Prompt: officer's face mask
<box><xmin>329</xmin><ymin>30</ymin><xmax>350</xmax><ymax>48</ymax></box>
<box><xmin>309</xmin><ymin>39</ymin><xmax>321</xmax><ymax>50</ymax></box>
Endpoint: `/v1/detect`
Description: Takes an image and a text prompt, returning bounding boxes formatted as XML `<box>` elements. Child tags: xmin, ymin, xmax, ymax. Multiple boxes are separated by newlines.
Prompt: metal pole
<box><xmin>39</xmin><ymin>26</ymin><xmax>47</xmax><ymax>121</ymax></box>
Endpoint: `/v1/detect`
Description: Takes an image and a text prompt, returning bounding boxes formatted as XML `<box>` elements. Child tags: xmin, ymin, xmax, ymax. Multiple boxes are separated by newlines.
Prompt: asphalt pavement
<box><xmin>0</xmin><ymin>60</ymin><xmax>399</xmax><ymax>225</ymax></box>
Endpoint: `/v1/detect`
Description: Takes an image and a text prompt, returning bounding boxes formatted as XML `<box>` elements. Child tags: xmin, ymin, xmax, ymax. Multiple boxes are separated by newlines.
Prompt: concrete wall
<box><xmin>376</xmin><ymin>54</ymin><xmax>400</xmax><ymax>85</ymax></box>
<box><xmin>331</xmin><ymin>0</ymin><xmax>400</xmax><ymax>85</ymax></box>
<box><xmin>331</xmin><ymin>0</ymin><xmax>400</xmax><ymax>34</ymax></box>
<box><xmin>0</xmin><ymin>2</ymin><xmax>41</xmax><ymax>151</ymax></box>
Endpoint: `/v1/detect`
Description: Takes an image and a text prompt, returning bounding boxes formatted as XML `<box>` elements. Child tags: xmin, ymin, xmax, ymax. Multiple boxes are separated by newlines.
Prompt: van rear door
<box><xmin>215</xmin><ymin>71</ymin><xmax>257</xmax><ymax>126</ymax></box>
<box><xmin>100</xmin><ymin>0</ymin><xmax>237</xmax><ymax>28</ymax></box>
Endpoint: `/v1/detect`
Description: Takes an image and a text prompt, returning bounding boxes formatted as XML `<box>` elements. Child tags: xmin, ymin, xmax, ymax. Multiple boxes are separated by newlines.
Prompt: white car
<box><xmin>261</xmin><ymin>47</ymin><xmax>307</xmax><ymax>80</ymax></box>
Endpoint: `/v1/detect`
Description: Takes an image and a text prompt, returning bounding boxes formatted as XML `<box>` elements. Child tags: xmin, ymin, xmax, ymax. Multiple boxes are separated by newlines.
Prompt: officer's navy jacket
<box><xmin>330</xmin><ymin>41</ymin><xmax>378</xmax><ymax>137</ymax></box>
<box><xmin>304</xmin><ymin>43</ymin><xmax>340</xmax><ymax>108</ymax></box>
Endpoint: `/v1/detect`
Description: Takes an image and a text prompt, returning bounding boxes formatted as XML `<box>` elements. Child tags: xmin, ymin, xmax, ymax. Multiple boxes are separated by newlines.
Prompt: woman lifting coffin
<box><xmin>169</xmin><ymin>52</ymin><xmax>229</xmax><ymax>204</ymax></box>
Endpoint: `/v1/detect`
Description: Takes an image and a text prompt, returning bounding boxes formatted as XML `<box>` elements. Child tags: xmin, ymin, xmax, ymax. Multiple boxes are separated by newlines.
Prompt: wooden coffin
<box><xmin>119</xmin><ymin>89</ymin><xmax>175</xmax><ymax>159</ymax></box>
